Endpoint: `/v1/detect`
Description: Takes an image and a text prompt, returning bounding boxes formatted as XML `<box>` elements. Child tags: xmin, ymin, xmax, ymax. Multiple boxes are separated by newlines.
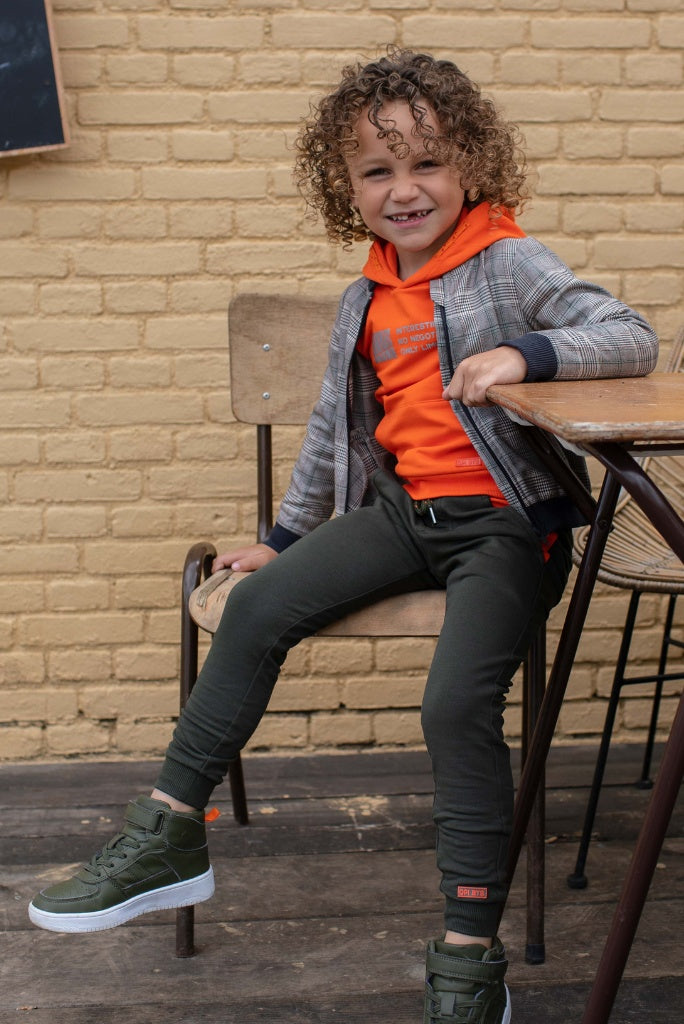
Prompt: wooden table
<box><xmin>487</xmin><ymin>374</ymin><xmax>684</xmax><ymax>1024</ymax></box>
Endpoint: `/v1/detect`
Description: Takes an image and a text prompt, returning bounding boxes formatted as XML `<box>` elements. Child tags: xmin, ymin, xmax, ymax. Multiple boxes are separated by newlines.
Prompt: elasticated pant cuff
<box><xmin>444</xmin><ymin>897</ymin><xmax>503</xmax><ymax>938</ymax></box>
<box><xmin>154</xmin><ymin>757</ymin><xmax>216</xmax><ymax>811</ymax></box>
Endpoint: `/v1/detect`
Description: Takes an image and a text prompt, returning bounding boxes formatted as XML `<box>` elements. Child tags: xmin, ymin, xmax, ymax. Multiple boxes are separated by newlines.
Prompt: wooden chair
<box><xmin>175</xmin><ymin>292</ymin><xmax>550</xmax><ymax>960</ymax></box>
<box><xmin>567</xmin><ymin>324</ymin><xmax>684</xmax><ymax>890</ymax></box>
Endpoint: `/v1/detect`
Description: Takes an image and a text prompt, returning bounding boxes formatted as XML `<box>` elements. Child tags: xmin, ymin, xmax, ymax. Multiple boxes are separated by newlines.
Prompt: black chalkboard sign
<box><xmin>0</xmin><ymin>0</ymin><xmax>69</xmax><ymax>156</ymax></box>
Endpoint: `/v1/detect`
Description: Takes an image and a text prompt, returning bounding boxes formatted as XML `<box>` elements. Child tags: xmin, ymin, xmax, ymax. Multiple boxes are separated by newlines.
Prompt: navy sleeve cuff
<box><xmin>497</xmin><ymin>332</ymin><xmax>558</xmax><ymax>382</ymax></box>
<box><xmin>264</xmin><ymin>522</ymin><xmax>303</xmax><ymax>553</ymax></box>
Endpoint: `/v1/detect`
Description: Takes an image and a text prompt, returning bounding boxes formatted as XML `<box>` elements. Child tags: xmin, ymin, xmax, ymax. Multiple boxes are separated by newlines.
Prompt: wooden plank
<box><xmin>487</xmin><ymin>375</ymin><xmax>684</xmax><ymax>443</ymax></box>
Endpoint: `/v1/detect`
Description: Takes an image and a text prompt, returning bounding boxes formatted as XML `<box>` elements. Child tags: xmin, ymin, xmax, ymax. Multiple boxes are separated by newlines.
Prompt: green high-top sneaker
<box><xmin>424</xmin><ymin>936</ymin><xmax>511</xmax><ymax>1023</ymax></box>
<box><xmin>29</xmin><ymin>796</ymin><xmax>214</xmax><ymax>933</ymax></box>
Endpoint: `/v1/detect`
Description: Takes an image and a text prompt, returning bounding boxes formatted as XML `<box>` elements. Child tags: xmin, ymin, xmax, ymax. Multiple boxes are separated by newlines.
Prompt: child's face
<box><xmin>346</xmin><ymin>101</ymin><xmax>466</xmax><ymax>279</ymax></box>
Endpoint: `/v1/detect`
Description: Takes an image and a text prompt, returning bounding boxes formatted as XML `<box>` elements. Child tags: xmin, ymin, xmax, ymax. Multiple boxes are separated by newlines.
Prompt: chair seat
<box><xmin>573</xmin><ymin>461</ymin><xmax>684</xmax><ymax>594</ymax></box>
<box><xmin>189</xmin><ymin>568</ymin><xmax>448</xmax><ymax>637</ymax></box>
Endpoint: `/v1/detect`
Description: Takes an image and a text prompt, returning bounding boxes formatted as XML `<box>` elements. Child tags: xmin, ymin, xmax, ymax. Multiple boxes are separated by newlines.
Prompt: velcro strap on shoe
<box><xmin>425</xmin><ymin>948</ymin><xmax>508</xmax><ymax>983</ymax></box>
<box><xmin>125</xmin><ymin>800</ymin><xmax>165</xmax><ymax>834</ymax></box>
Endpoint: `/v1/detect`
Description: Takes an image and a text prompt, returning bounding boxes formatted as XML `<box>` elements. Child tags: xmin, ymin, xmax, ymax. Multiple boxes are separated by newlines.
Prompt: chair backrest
<box><xmin>229</xmin><ymin>292</ymin><xmax>338</xmax><ymax>426</ymax></box>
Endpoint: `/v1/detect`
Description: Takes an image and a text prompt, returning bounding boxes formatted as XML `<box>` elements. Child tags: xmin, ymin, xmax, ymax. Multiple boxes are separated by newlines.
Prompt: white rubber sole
<box><xmin>28</xmin><ymin>866</ymin><xmax>215</xmax><ymax>933</ymax></box>
<box><xmin>503</xmin><ymin>983</ymin><xmax>512</xmax><ymax>1023</ymax></box>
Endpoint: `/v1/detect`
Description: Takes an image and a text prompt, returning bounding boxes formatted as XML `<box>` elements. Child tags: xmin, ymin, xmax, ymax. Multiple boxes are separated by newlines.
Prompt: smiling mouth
<box><xmin>388</xmin><ymin>209</ymin><xmax>431</xmax><ymax>223</ymax></box>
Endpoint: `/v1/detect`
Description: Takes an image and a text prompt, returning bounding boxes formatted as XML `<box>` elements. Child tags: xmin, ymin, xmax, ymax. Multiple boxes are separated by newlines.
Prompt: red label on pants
<box><xmin>457</xmin><ymin>885</ymin><xmax>488</xmax><ymax>900</ymax></box>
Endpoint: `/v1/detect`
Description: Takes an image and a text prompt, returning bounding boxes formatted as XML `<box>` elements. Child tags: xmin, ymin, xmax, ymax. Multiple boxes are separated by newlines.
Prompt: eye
<box><xmin>416</xmin><ymin>159</ymin><xmax>439</xmax><ymax>170</ymax></box>
<box><xmin>364</xmin><ymin>166</ymin><xmax>389</xmax><ymax>178</ymax></box>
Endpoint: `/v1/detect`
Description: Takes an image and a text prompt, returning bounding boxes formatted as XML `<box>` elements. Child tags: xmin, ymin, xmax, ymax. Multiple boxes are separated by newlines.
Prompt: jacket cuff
<box><xmin>498</xmin><ymin>332</ymin><xmax>558</xmax><ymax>382</ymax></box>
<box><xmin>264</xmin><ymin>522</ymin><xmax>303</xmax><ymax>553</ymax></box>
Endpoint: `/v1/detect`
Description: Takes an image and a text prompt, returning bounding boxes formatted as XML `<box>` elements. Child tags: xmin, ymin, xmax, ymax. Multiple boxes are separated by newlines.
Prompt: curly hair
<box><xmin>294</xmin><ymin>48</ymin><xmax>528</xmax><ymax>246</ymax></box>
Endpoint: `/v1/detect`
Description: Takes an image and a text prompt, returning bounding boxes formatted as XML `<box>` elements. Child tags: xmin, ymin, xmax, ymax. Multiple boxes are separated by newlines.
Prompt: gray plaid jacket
<box><xmin>270</xmin><ymin>236</ymin><xmax>658</xmax><ymax>547</ymax></box>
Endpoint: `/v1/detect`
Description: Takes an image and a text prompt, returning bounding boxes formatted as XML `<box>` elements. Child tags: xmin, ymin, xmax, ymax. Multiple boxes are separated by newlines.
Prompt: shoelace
<box><xmin>82</xmin><ymin>828</ymin><xmax>147</xmax><ymax>878</ymax></box>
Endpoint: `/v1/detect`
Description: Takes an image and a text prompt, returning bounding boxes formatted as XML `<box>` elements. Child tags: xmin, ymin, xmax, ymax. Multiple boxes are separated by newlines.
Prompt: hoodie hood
<box><xmin>362</xmin><ymin>202</ymin><xmax>526</xmax><ymax>287</ymax></box>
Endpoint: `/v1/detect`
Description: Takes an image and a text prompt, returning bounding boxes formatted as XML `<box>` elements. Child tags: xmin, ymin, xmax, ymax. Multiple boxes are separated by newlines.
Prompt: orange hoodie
<box><xmin>358</xmin><ymin>203</ymin><xmax>526</xmax><ymax>503</ymax></box>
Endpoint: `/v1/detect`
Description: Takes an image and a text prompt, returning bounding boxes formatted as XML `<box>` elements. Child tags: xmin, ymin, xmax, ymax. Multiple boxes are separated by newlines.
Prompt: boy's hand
<box><xmin>442</xmin><ymin>346</ymin><xmax>528</xmax><ymax>407</ymax></box>
<box><xmin>212</xmin><ymin>543</ymin><xmax>278</xmax><ymax>574</ymax></box>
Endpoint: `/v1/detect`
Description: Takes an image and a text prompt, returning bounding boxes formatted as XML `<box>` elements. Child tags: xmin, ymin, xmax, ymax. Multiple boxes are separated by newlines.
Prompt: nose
<box><xmin>390</xmin><ymin>172</ymin><xmax>420</xmax><ymax>203</ymax></box>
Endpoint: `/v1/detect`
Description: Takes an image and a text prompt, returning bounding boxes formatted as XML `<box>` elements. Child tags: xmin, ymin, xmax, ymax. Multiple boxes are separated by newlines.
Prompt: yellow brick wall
<box><xmin>1</xmin><ymin>0</ymin><xmax>682</xmax><ymax>762</ymax></box>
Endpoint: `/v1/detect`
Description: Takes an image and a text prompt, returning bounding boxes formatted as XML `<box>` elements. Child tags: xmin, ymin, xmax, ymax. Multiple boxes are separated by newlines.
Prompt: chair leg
<box><xmin>522</xmin><ymin>623</ymin><xmax>546</xmax><ymax>965</ymax></box>
<box><xmin>175</xmin><ymin>543</ymin><xmax>216</xmax><ymax>959</ymax></box>
<box><xmin>567</xmin><ymin>590</ymin><xmax>641</xmax><ymax>890</ymax></box>
<box><xmin>638</xmin><ymin>593</ymin><xmax>678</xmax><ymax>787</ymax></box>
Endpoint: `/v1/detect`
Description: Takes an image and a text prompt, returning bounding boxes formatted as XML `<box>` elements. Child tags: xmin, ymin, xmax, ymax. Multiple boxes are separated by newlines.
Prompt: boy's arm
<box><xmin>503</xmin><ymin>239</ymin><xmax>658</xmax><ymax>382</ymax></box>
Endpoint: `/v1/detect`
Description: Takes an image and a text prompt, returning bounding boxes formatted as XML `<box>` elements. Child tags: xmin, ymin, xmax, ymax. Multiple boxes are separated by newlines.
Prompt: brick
<box><xmin>0</xmin><ymin>243</ymin><xmax>68</xmax><ymax>278</ymax></box>
<box><xmin>272</xmin><ymin>13</ymin><xmax>396</xmax><ymax>47</ymax></box>
<box><xmin>561</xmin><ymin>55</ymin><xmax>621</xmax><ymax>85</ymax></box>
<box><xmin>0</xmin><ymin>652</ymin><xmax>46</xmax><ymax>687</ymax></box>
<box><xmin>144</xmin><ymin>316</ymin><xmax>227</xmax><ymax>350</ymax></box>
<box><xmin>80</xmin><ymin>683</ymin><xmax>177</xmax><ymax>720</ymax></box>
<box><xmin>73</xmin><ymin>243</ymin><xmax>200</xmax><ymax>276</ymax></box>
<box><xmin>47</xmin><ymin>721</ymin><xmax>111</xmax><ymax>756</ymax></box>
<box><xmin>49</xmin><ymin>648</ymin><xmax>112</xmax><ymax>682</ymax></box>
<box><xmin>563</xmin><ymin>126</ymin><xmax>623</xmax><ymax>160</ymax></box>
<box><xmin>0</xmin><ymin>506</ymin><xmax>42</xmax><ymax>540</ymax></box>
<box><xmin>45</xmin><ymin>506</ymin><xmax>107</xmax><ymax>538</ymax></box>
<box><xmin>104</xmin><ymin>282</ymin><xmax>168</xmax><ymax>314</ymax></box>
<box><xmin>82</xmin><ymin>540</ymin><xmax>186</xmax><ymax>574</ymax></box>
<box><xmin>0</xmin><ymin>435</ymin><xmax>40</xmax><ymax>466</ymax></box>
<box><xmin>59</xmin><ymin>53</ymin><xmax>103</xmax><ymax>89</ymax></box>
<box><xmin>109</xmin><ymin>428</ymin><xmax>173</xmax><ymax>462</ymax></box>
<box><xmin>594</xmin><ymin>236</ymin><xmax>684</xmax><ymax>269</ymax></box>
<box><xmin>1</xmin><ymin>545</ymin><xmax>79</xmax><ymax>575</ymax></box>
<box><xmin>0</xmin><ymin>727</ymin><xmax>44</xmax><ymax>761</ymax></box>
<box><xmin>563</xmin><ymin>202</ymin><xmax>622</xmax><ymax>233</ymax></box>
<box><xmin>105</xmin><ymin>205</ymin><xmax>167</xmax><ymax>239</ymax></box>
<box><xmin>111</xmin><ymin>505</ymin><xmax>174</xmax><ymax>537</ymax></box>
<box><xmin>142</xmin><ymin>167</ymin><xmax>266</xmax><ymax>200</ymax></box>
<box><xmin>114</xmin><ymin>646</ymin><xmax>177</xmax><ymax>680</ymax></box>
<box><xmin>106</xmin><ymin>54</ymin><xmax>169</xmax><ymax>85</ymax></box>
<box><xmin>373</xmin><ymin>710</ymin><xmax>423</xmax><ymax>745</ymax></box>
<box><xmin>39</xmin><ymin>283</ymin><xmax>103</xmax><ymax>315</ymax></box>
<box><xmin>172</xmin><ymin>55</ymin><xmax>236</xmax><ymax>87</ymax></box>
<box><xmin>209</xmin><ymin>91</ymin><xmax>310</xmax><ymax>125</ymax></box>
<box><xmin>172</xmin><ymin>131</ymin><xmax>235</xmax><ymax>162</ymax></box>
<box><xmin>343</xmin><ymin>676</ymin><xmax>424</xmax><ymax>710</ymax></box>
<box><xmin>536</xmin><ymin>165</ymin><xmax>656</xmax><ymax>196</ymax></box>
<box><xmin>267</xmin><ymin>679</ymin><xmax>340</xmax><ymax>712</ymax></box>
<box><xmin>0</xmin><ymin>581</ymin><xmax>44</xmax><ymax>614</ymax></box>
<box><xmin>169</xmin><ymin>205</ymin><xmax>234</xmax><ymax>239</ymax></box>
<box><xmin>55</xmin><ymin>14</ymin><xmax>129</xmax><ymax>47</ymax></box>
<box><xmin>0</xmin><ymin>206</ymin><xmax>34</xmax><ymax>238</ymax></box>
<box><xmin>47</xmin><ymin>578</ymin><xmax>110</xmax><ymax>611</ymax></box>
<box><xmin>662</xmin><ymin>166</ymin><xmax>684</xmax><ymax>195</ymax></box>
<box><xmin>113</xmin><ymin>577</ymin><xmax>176</xmax><ymax>609</ymax></box>
<box><xmin>37</xmin><ymin>205</ymin><xmax>103</xmax><ymax>238</ymax></box>
<box><xmin>627</xmin><ymin>127</ymin><xmax>684</xmax><ymax>158</ymax></box>
<box><xmin>625</xmin><ymin>54</ymin><xmax>682</xmax><ymax>86</ymax></box>
<box><xmin>0</xmin><ymin>358</ymin><xmax>38</xmax><ymax>390</ymax></box>
<box><xmin>138</xmin><ymin>15</ymin><xmax>264</xmax><ymax>50</ymax></box>
<box><xmin>20</xmin><ymin>613</ymin><xmax>144</xmax><ymax>647</ymax></box>
<box><xmin>499</xmin><ymin>54</ymin><xmax>560</xmax><ymax>85</ymax></box>
<box><xmin>80</xmin><ymin>93</ymin><xmax>204</xmax><ymax>125</ymax></box>
<box><xmin>109</xmin><ymin>355</ymin><xmax>172</xmax><ymax>388</ymax></box>
<box><xmin>0</xmin><ymin>283</ymin><xmax>35</xmax><ymax>315</ymax></box>
<box><xmin>247</xmin><ymin>713</ymin><xmax>308</xmax><ymax>749</ymax></box>
<box><xmin>623</xmin><ymin>272</ymin><xmax>683</xmax><ymax>308</ymax></box>
<box><xmin>44</xmin><ymin>431</ymin><xmax>106</xmax><ymax>464</ymax></box>
<box><xmin>310</xmin><ymin>711</ymin><xmax>372</xmax><ymax>746</ymax></box>
<box><xmin>657</xmin><ymin>16</ymin><xmax>684</xmax><ymax>48</ymax></box>
<box><xmin>239</xmin><ymin>53</ymin><xmax>302</xmax><ymax>85</ymax></box>
<box><xmin>115</xmin><ymin>721</ymin><xmax>173</xmax><ymax>755</ymax></box>
<box><xmin>40</xmin><ymin>356</ymin><xmax>105</xmax><ymax>388</ymax></box>
<box><xmin>206</xmin><ymin>241</ymin><xmax>331</xmax><ymax>276</ymax></box>
<box><xmin>531</xmin><ymin>17</ymin><xmax>650</xmax><ymax>47</ymax></box>
<box><xmin>600</xmin><ymin>91</ymin><xmax>684</xmax><ymax>123</ymax></box>
<box><xmin>626</xmin><ymin>204</ymin><xmax>684</xmax><ymax>233</ymax></box>
<box><xmin>0</xmin><ymin>394</ymin><xmax>71</xmax><ymax>429</ymax></box>
<box><xmin>17</xmin><ymin>319</ymin><xmax>138</xmax><ymax>354</ymax></box>
<box><xmin>14</xmin><ymin>468</ymin><xmax>142</xmax><ymax>502</ymax></box>
<box><xmin>310</xmin><ymin>638</ymin><xmax>373</xmax><ymax>675</ymax></box>
<box><xmin>9</xmin><ymin>167</ymin><xmax>136</xmax><ymax>201</ymax></box>
<box><xmin>492</xmin><ymin>90</ymin><xmax>592</xmax><ymax>123</ymax></box>
<box><xmin>174</xmin><ymin>353</ymin><xmax>228</xmax><ymax>388</ymax></box>
<box><xmin>107</xmin><ymin>132</ymin><xmax>170</xmax><ymax>163</ymax></box>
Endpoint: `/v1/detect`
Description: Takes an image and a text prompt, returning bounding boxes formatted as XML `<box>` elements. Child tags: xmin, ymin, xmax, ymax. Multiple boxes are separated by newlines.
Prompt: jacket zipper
<box><xmin>437</xmin><ymin>304</ymin><xmax>529</xmax><ymax>514</ymax></box>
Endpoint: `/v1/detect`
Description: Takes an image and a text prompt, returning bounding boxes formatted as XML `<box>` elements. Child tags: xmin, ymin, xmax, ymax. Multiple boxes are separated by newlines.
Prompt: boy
<box><xmin>29</xmin><ymin>49</ymin><xmax>657</xmax><ymax>1024</ymax></box>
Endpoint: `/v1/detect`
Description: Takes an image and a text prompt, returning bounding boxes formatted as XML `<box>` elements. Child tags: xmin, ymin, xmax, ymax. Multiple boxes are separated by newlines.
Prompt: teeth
<box><xmin>390</xmin><ymin>210</ymin><xmax>429</xmax><ymax>222</ymax></box>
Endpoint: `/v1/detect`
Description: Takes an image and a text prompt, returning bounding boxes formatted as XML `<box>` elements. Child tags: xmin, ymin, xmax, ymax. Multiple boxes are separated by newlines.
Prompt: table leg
<box><xmin>581</xmin><ymin>689</ymin><xmax>684</xmax><ymax>1023</ymax></box>
<box><xmin>505</xmin><ymin>471</ymin><xmax>622</xmax><ymax>886</ymax></box>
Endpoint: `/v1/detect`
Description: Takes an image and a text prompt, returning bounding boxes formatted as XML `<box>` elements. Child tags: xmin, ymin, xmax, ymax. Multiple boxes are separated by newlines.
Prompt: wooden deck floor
<box><xmin>1</xmin><ymin>744</ymin><xmax>682</xmax><ymax>1024</ymax></box>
